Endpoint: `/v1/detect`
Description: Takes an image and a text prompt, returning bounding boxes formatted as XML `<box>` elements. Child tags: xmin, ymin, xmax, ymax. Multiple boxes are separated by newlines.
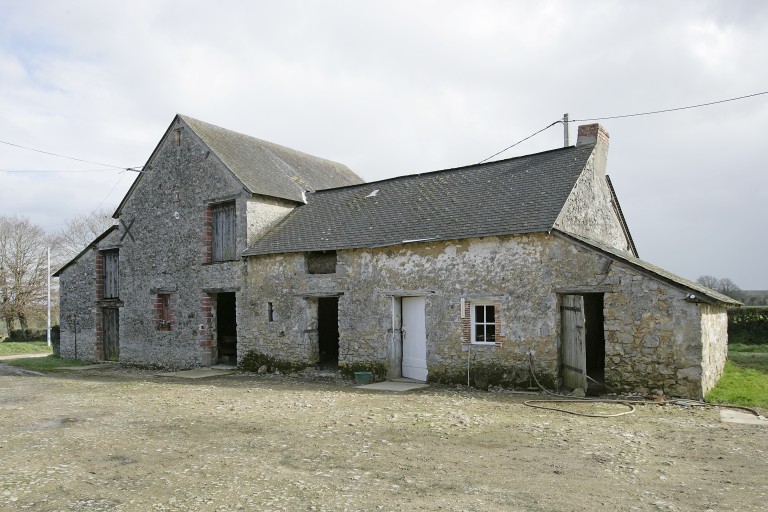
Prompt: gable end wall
<box><xmin>554</xmin><ymin>149</ymin><xmax>632</xmax><ymax>253</ymax></box>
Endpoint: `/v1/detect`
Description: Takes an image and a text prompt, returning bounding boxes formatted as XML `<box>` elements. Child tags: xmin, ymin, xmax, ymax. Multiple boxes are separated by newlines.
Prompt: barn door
<box><xmin>102</xmin><ymin>308</ymin><xmax>119</xmax><ymax>361</ymax></box>
<box><xmin>401</xmin><ymin>296</ymin><xmax>427</xmax><ymax>381</ymax></box>
<box><xmin>561</xmin><ymin>294</ymin><xmax>586</xmax><ymax>390</ymax></box>
<box><xmin>102</xmin><ymin>250</ymin><xmax>119</xmax><ymax>299</ymax></box>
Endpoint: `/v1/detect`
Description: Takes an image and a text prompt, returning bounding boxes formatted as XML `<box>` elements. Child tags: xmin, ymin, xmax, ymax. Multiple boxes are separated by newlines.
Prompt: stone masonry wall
<box><xmin>601</xmin><ymin>264</ymin><xmax>706</xmax><ymax>398</ymax></box>
<box><xmin>112</xmin><ymin>118</ymin><xmax>296</xmax><ymax>369</ymax></box>
<box><xmin>241</xmin><ymin>233</ymin><xmax>716</xmax><ymax>397</ymax></box>
<box><xmin>246</xmin><ymin>195</ymin><xmax>296</xmax><ymax>247</ymax></box>
<box><xmin>700</xmin><ymin>303</ymin><xmax>728</xmax><ymax>396</ymax></box>
<box><xmin>58</xmin><ymin>248</ymin><xmax>99</xmax><ymax>360</ymax></box>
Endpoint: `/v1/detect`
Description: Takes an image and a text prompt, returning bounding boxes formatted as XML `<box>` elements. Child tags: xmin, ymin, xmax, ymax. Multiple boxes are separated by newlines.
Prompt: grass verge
<box><xmin>5</xmin><ymin>354</ymin><xmax>88</xmax><ymax>371</ymax></box>
<box><xmin>0</xmin><ymin>341</ymin><xmax>52</xmax><ymax>356</ymax></box>
<box><xmin>706</xmin><ymin>348</ymin><xmax>768</xmax><ymax>408</ymax></box>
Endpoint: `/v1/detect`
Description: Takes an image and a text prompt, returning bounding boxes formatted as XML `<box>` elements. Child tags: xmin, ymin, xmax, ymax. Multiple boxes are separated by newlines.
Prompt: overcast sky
<box><xmin>1</xmin><ymin>1</ymin><xmax>766</xmax><ymax>288</ymax></box>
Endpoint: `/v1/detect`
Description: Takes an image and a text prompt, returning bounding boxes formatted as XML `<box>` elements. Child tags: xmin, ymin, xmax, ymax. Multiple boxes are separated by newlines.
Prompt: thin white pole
<box><xmin>47</xmin><ymin>247</ymin><xmax>51</xmax><ymax>347</ymax></box>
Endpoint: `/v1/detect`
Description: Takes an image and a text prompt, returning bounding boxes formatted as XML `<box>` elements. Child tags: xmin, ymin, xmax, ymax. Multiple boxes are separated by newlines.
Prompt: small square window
<box><xmin>471</xmin><ymin>303</ymin><xmax>496</xmax><ymax>343</ymax></box>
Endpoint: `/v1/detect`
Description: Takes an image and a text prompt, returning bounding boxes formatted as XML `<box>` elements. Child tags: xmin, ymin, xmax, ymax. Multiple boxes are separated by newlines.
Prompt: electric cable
<box><xmin>477</xmin><ymin>120</ymin><xmax>560</xmax><ymax>164</ymax></box>
<box><xmin>570</xmin><ymin>90</ymin><xmax>768</xmax><ymax>122</ymax></box>
<box><xmin>0</xmin><ymin>139</ymin><xmax>143</xmax><ymax>172</ymax></box>
<box><xmin>0</xmin><ymin>168</ymin><xmax>122</xmax><ymax>173</ymax></box>
<box><xmin>479</xmin><ymin>90</ymin><xmax>768</xmax><ymax>164</ymax></box>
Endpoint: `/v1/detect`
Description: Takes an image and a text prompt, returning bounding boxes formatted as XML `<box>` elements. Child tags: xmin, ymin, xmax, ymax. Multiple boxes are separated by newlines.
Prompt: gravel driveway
<box><xmin>1</xmin><ymin>365</ymin><xmax>766</xmax><ymax>511</ymax></box>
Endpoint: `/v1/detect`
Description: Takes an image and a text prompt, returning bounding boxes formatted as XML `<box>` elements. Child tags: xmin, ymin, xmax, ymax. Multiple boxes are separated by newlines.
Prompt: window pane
<box><xmin>475</xmin><ymin>305</ymin><xmax>484</xmax><ymax>322</ymax></box>
<box><xmin>486</xmin><ymin>325</ymin><xmax>495</xmax><ymax>341</ymax></box>
<box><xmin>475</xmin><ymin>324</ymin><xmax>485</xmax><ymax>341</ymax></box>
<box><xmin>486</xmin><ymin>305</ymin><xmax>495</xmax><ymax>323</ymax></box>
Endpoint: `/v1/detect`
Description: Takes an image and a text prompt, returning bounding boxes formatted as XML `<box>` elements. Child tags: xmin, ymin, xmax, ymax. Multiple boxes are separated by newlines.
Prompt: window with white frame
<box><xmin>471</xmin><ymin>303</ymin><xmax>496</xmax><ymax>343</ymax></box>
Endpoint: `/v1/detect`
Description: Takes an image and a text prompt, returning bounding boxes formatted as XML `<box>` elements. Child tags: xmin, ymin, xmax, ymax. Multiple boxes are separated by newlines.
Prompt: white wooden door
<box><xmin>402</xmin><ymin>296</ymin><xmax>427</xmax><ymax>381</ymax></box>
<box><xmin>561</xmin><ymin>294</ymin><xmax>587</xmax><ymax>390</ymax></box>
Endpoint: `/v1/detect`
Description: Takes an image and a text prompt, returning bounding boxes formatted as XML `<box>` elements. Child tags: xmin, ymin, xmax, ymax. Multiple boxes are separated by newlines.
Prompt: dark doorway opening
<box><xmin>317</xmin><ymin>297</ymin><xmax>339</xmax><ymax>368</ymax></box>
<box><xmin>102</xmin><ymin>307</ymin><xmax>119</xmax><ymax>361</ymax></box>
<box><xmin>216</xmin><ymin>292</ymin><xmax>237</xmax><ymax>365</ymax></box>
<box><xmin>583</xmin><ymin>293</ymin><xmax>606</xmax><ymax>395</ymax></box>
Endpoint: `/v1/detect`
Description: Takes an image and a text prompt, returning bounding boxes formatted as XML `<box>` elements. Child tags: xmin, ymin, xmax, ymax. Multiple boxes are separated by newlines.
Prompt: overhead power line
<box><xmin>0</xmin><ymin>168</ymin><xmax>124</xmax><ymax>173</ymax></box>
<box><xmin>480</xmin><ymin>90</ymin><xmax>768</xmax><ymax>162</ymax></box>
<box><xmin>0</xmin><ymin>139</ymin><xmax>143</xmax><ymax>172</ymax></box>
<box><xmin>570</xmin><ymin>90</ymin><xmax>768</xmax><ymax>122</ymax></box>
<box><xmin>477</xmin><ymin>121</ymin><xmax>560</xmax><ymax>164</ymax></box>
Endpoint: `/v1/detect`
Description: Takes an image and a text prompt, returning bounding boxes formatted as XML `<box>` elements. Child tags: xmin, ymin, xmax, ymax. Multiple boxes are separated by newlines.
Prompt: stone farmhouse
<box><xmin>55</xmin><ymin>115</ymin><xmax>738</xmax><ymax>398</ymax></box>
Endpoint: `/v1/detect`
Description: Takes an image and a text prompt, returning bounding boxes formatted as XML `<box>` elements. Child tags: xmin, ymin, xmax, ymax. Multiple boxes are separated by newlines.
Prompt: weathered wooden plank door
<box><xmin>103</xmin><ymin>250</ymin><xmax>119</xmax><ymax>299</ymax></box>
<box><xmin>561</xmin><ymin>294</ymin><xmax>586</xmax><ymax>390</ymax></box>
<box><xmin>211</xmin><ymin>202</ymin><xmax>236</xmax><ymax>262</ymax></box>
<box><xmin>102</xmin><ymin>308</ymin><xmax>119</xmax><ymax>361</ymax></box>
<box><xmin>402</xmin><ymin>296</ymin><xmax>428</xmax><ymax>381</ymax></box>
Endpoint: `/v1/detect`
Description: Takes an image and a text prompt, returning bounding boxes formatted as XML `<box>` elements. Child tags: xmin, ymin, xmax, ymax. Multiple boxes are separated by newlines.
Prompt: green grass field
<box><xmin>0</xmin><ymin>341</ymin><xmax>52</xmax><ymax>356</ymax></box>
<box><xmin>706</xmin><ymin>344</ymin><xmax>768</xmax><ymax>408</ymax></box>
<box><xmin>5</xmin><ymin>354</ymin><xmax>87</xmax><ymax>371</ymax></box>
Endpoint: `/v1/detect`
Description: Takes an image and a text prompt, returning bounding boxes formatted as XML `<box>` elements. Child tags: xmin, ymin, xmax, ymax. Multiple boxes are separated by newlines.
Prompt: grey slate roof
<box><xmin>555</xmin><ymin>230</ymin><xmax>741</xmax><ymax>306</ymax></box>
<box><xmin>180</xmin><ymin>115</ymin><xmax>363</xmax><ymax>202</ymax></box>
<box><xmin>244</xmin><ymin>143</ymin><xmax>596</xmax><ymax>256</ymax></box>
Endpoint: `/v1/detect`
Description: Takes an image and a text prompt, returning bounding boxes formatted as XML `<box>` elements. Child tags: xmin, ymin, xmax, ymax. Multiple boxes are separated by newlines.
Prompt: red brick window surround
<box><xmin>462</xmin><ymin>299</ymin><xmax>503</xmax><ymax>347</ymax></box>
<box><xmin>155</xmin><ymin>293</ymin><xmax>173</xmax><ymax>330</ymax></box>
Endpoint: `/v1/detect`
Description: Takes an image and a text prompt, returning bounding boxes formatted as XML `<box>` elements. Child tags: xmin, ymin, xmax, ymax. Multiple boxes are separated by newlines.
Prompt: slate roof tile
<box><xmin>244</xmin><ymin>143</ymin><xmax>596</xmax><ymax>256</ymax></box>
<box><xmin>180</xmin><ymin>115</ymin><xmax>363</xmax><ymax>202</ymax></box>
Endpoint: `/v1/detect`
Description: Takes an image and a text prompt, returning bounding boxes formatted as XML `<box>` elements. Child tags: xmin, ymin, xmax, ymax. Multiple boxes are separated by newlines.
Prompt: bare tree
<box><xmin>717</xmin><ymin>278</ymin><xmax>743</xmax><ymax>300</ymax></box>
<box><xmin>0</xmin><ymin>216</ymin><xmax>54</xmax><ymax>337</ymax></box>
<box><xmin>55</xmin><ymin>208</ymin><xmax>115</xmax><ymax>262</ymax></box>
<box><xmin>696</xmin><ymin>275</ymin><xmax>721</xmax><ymax>290</ymax></box>
<box><xmin>696</xmin><ymin>275</ymin><xmax>743</xmax><ymax>301</ymax></box>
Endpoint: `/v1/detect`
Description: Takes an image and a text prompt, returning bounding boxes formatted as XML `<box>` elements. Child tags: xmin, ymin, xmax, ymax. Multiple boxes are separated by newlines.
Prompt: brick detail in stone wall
<box><xmin>461</xmin><ymin>301</ymin><xmax>471</xmax><ymax>344</ymax></box>
<box><xmin>199</xmin><ymin>294</ymin><xmax>213</xmax><ymax>349</ymax></box>
<box><xmin>95</xmin><ymin>249</ymin><xmax>104</xmax><ymax>301</ymax></box>
<box><xmin>154</xmin><ymin>293</ymin><xmax>174</xmax><ymax>331</ymax></box>
<box><xmin>493</xmin><ymin>300</ymin><xmax>505</xmax><ymax>347</ymax></box>
<box><xmin>461</xmin><ymin>300</ymin><xmax>504</xmax><ymax>347</ymax></box>
<box><xmin>202</xmin><ymin>205</ymin><xmax>213</xmax><ymax>264</ymax></box>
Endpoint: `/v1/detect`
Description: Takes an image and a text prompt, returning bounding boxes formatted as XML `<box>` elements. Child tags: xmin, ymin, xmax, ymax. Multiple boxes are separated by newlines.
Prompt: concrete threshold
<box><xmin>357</xmin><ymin>380</ymin><xmax>429</xmax><ymax>392</ymax></box>
<box><xmin>720</xmin><ymin>409</ymin><xmax>767</xmax><ymax>426</ymax></box>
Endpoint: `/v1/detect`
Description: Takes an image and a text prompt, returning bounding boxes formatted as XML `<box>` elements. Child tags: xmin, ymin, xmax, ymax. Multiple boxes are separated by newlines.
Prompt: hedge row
<box><xmin>728</xmin><ymin>307</ymin><xmax>768</xmax><ymax>345</ymax></box>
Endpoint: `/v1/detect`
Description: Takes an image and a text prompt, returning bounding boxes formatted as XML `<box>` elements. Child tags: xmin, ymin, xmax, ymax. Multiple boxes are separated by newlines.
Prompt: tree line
<box><xmin>0</xmin><ymin>209</ymin><xmax>114</xmax><ymax>339</ymax></box>
<box><xmin>694</xmin><ymin>275</ymin><xmax>767</xmax><ymax>304</ymax></box>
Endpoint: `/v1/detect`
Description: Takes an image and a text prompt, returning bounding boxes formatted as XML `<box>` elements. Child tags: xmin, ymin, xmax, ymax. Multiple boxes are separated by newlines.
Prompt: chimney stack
<box><xmin>576</xmin><ymin>123</ymin><xmax>609</xmax><ymax>147</ymax></box>
<box><xmin>576</xmin><ymin>123</ymin><xmax>610</xmax><ymax>177</ymax></box>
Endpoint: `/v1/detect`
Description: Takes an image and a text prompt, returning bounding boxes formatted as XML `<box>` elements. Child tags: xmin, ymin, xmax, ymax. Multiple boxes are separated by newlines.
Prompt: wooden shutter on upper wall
<box><xmin>103</xmin><ymin>250</ymin><xmax>119</xmax><ymax>299</ymax></box>
<box><xmin>212</xmin><ymin>202</ymin><xmax>236</xmax><ymax>262</ymax></box>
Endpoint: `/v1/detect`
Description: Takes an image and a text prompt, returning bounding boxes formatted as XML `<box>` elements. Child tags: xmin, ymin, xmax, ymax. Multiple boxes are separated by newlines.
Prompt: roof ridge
<box><xmin>178</xmin><ymin>114</ymin><xmax>348</xmax><ymax>168</ymax></box>
<box><xmin>306</xmin><ymin>143</ymin><xmax>590</xmax><ymax>196</ymax></box>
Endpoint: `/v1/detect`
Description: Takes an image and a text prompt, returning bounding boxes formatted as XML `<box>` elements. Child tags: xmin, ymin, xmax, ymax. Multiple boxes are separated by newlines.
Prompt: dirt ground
<box><xmin>1</xmin><ymin>365</ymin><xmax>766</xmax><ymax>511</ymax></box>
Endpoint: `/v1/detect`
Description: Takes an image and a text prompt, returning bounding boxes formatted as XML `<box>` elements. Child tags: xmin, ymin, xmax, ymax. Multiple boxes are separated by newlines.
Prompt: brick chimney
<box><xmin>576</xmin><ymin>123</ymin><xmax>609</xmax><ymax>147</ymax></box>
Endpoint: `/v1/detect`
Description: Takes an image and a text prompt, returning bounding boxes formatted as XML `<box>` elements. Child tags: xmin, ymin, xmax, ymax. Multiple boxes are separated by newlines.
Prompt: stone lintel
<box><xmin>552</xmin><ymin>286</ymin><xmax>614</xmax><ymax>294</ymax></box>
